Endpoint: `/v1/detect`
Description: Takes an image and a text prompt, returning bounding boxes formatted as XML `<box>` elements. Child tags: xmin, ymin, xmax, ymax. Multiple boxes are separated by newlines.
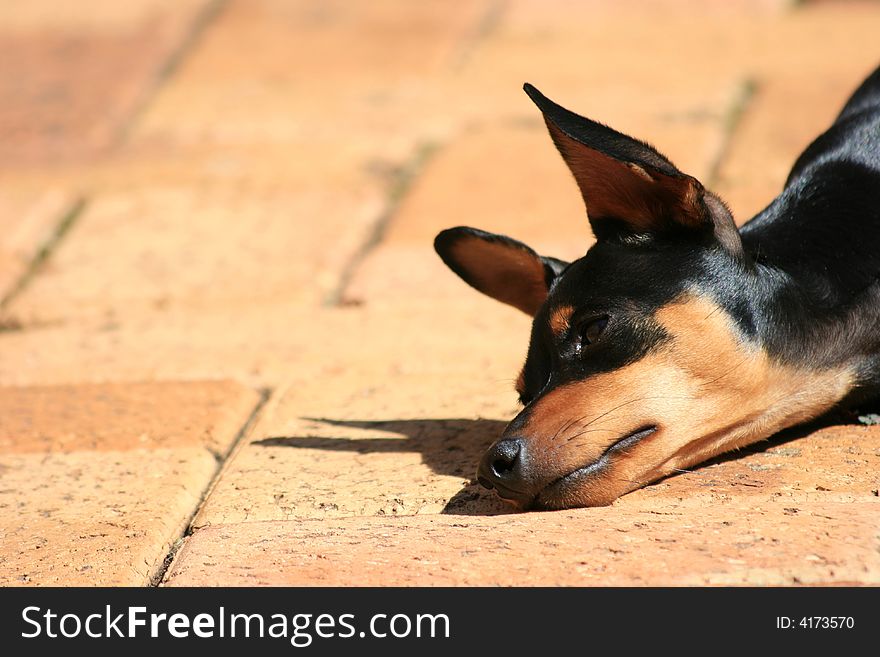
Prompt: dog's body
<box><xmin>434</xmin><ymin>65</ymin><xmax>880</xmax><ymax>510</ymax></box>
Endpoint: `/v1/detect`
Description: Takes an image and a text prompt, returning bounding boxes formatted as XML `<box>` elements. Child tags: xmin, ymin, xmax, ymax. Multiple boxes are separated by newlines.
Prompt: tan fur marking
<box><xmin>626</xmin><ymin>163</ymin><xmax>653</xmax><ymax>181</ymax></box>
<box><xmin>519</xmin><ymin>294</ymin><xmax>854</xmax><ymax>508</ymax></box>
<box><xmin>549</xmin><ymin>305</ymin><xmax>574</xmax><ymax>336</ymax></box>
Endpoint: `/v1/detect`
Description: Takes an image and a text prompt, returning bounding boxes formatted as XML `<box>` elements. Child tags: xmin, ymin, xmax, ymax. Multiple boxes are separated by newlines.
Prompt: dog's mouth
<box><xmin>530</xmin><ymin>425</ymin><xmax>659</xmax><ymax>509</ymax></box>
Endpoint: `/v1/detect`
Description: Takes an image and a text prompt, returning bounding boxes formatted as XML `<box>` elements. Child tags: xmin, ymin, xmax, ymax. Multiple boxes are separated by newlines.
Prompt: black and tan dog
<box><xmin>434</xmin><ymin>66</ymin><xmax>880</xmax><ymax>510</ymax></box>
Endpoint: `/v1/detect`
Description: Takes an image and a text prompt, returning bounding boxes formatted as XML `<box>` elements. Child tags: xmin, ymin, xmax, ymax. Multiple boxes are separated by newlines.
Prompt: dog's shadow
<box><xmin>254</xmin><ymin>403</ymin><xmax>878</xmax><ymax>516</ymax></box>
<box><xmin>254</xmin><ymin>418</ymin><xmax>515</xmax><ymax>516</ymax></box>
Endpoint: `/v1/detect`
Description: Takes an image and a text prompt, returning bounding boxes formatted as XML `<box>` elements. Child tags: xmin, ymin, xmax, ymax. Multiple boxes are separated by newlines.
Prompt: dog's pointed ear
<box><xmin>434</xmin><ymin>227</ymin><xmax>567</xmax><ymax>316</ymax></box>
<box><xmin>524</xmin><ymin>83</ymin><xmax>744</xmax><ymax>260</ymax></box>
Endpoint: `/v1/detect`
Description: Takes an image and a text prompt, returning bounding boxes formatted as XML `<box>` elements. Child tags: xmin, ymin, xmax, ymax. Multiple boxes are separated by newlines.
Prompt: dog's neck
<box><xmin>731</xmin><ymin>167</ymin><xmax>880</xmax><ymax>399</ymax></box>
<box><xmin>741</xmin><ymin>164</ymin><xmax>880</xmax><ymax>300</ymax></box>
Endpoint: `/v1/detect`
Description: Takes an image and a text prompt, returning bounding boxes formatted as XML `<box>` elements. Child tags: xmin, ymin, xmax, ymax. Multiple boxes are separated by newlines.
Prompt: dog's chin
<box><xmin>530</xmin><ymin>467</ymin><xmax>618</xmax><ymax>510</ymax></box>
<box><xmin>528</xmin><ymin>425</ymin><xmax>659</xmax><ymax>511</ymax></box>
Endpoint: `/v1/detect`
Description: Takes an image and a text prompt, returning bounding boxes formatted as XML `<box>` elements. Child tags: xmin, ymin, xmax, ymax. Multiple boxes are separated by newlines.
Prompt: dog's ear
<box><xmin>434</xmin><ymin>227</ymin><xmax>567</xmax><ymax>316</ymax></box>
<box><xmin>524</xmin><ymin>84</ymin><xmax>744</xmax><ymax>260</ymax></box>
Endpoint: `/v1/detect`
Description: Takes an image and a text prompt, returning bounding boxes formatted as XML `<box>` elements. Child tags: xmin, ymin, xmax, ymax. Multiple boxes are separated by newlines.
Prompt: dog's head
<box><xmin>434</xmin><ymin>85</ymin><xmax>851</xmax><ymax>510</ymax></box>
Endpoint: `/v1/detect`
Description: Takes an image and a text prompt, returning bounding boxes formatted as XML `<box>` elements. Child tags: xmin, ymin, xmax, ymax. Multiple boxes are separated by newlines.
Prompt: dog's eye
<box><xmin>578</xmin><ymin>315</ymin><xmax>609</xmax><ymax>347</ymax></box>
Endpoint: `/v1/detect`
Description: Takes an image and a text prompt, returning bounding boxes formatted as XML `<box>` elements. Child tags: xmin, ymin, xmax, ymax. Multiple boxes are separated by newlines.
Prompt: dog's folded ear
<box><xmin>434</xmin><ymin>227</ymin><xmax>567</xmax><ymax>316</ymax></box>
<box><xmin>524</xmin><ymin>83</ymin><xmax>744</xmax><ymax>260</ymax></box>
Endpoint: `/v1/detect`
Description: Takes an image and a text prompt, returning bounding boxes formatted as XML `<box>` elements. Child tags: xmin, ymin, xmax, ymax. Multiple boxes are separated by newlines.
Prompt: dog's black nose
<box><xmin>477</xmin><ymin>438</ymin><xmax>533</xmax><ymax>505</ymax></box>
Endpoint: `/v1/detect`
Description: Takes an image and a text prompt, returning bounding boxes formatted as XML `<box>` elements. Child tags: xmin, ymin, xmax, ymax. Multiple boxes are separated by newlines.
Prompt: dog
<box><xmin>434</xmin><ymin>66</ymin><xmax>880</xmax><ymax>510</ymax></box>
